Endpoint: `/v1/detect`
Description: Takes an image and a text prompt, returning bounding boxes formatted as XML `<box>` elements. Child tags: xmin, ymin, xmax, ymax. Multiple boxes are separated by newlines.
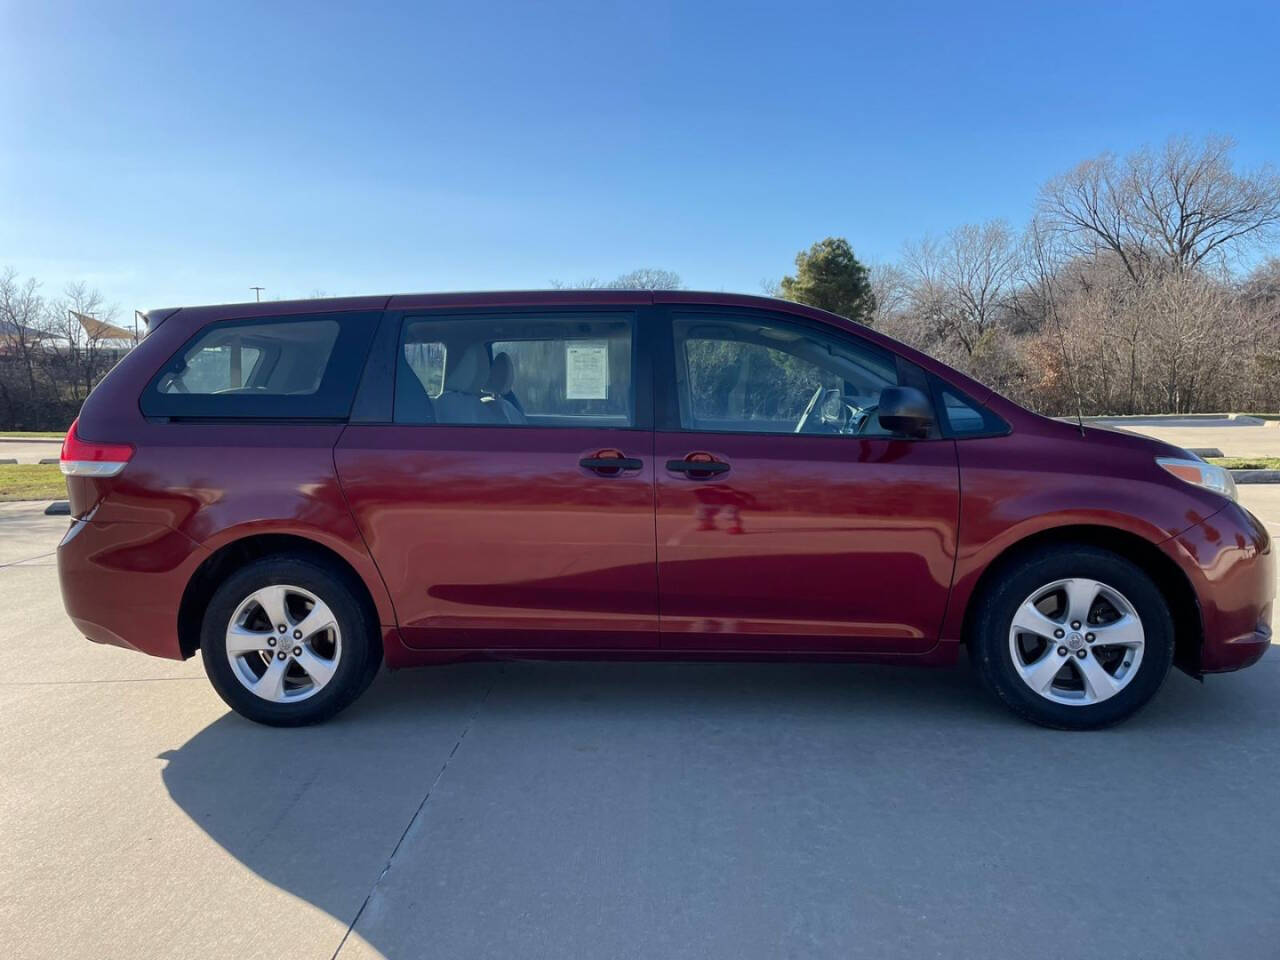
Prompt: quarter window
<box><xmin>141</xmin><ymin>313</ymin><xmax>378</xmax><ymax>420</ymax></box>
<box><xmin>673</xmin><ymin>314</ymin><xmax>906</xmax><ymax>437</ymax></box>
<box><xmin>937</xmin><ymin>385</ymin><xmax>1007</xmax><ymax>436</ymax></box>
<box><xmin>397</xmin><ymin>314</ymin><xmax>634</xmax><ymax>427</ymax></box>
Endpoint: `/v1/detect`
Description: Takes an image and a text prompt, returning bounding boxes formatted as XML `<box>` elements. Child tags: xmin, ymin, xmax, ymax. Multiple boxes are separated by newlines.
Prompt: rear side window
<box><xmin>396</xmin><ymin>313</ymin><xmax>635</xmax><ymax>427</ymax></box>
<box><xmin>141</xmin><ymin>313</ymin><xmax>378</xmax><ymax>420</ymax></box>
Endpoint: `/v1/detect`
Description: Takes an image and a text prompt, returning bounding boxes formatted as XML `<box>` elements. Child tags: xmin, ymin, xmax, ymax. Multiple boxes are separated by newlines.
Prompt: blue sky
<box><xmin>3</xmin><ymin>0</ymin><xmax>1278</xmax><ymax>315</ymax></box>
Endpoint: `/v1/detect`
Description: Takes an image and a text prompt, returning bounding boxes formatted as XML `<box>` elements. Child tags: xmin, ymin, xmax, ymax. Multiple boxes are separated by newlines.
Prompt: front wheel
<box><xmin>968</xmin><ymin>545</ymin><xmax>1175</xmax><ymax>729</ymax></box>
<box><xmin>199</xmin><ymin>555</ymin><xmax>381</xmax><ymax>726</ymax></box>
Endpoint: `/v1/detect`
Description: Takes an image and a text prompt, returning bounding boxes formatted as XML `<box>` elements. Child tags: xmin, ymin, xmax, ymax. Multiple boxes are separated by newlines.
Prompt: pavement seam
<box><xmin>330</xmin><ymin>669</ymin><xmax>501</xmax><ymax>960</ymax></box>
<box><xmin>0</xmin><ymin>551</ymin><xmax>55</xmax><ymax>568</ymax></box>
<box><xmin>0</xmin><ymin>676</ymin><xmax>207</xmax><ymax>686</ymax></box>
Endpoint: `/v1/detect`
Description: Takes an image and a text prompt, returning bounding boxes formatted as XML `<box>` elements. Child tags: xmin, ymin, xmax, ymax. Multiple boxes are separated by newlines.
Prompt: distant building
<box><xmin>0</xmin><ymin>318</ymin><xmax>43</xmax><ymax>352</ymax></box>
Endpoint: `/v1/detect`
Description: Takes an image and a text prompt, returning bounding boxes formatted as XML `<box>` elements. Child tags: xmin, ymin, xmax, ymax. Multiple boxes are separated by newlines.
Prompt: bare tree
<box><xmin>1141</xmin><ymin>268</ymin><xmax>1262</xmax><ymax>413</ymax></box>
<box><xmin>1039</xmin><ymin>136</ymin><xmax>1280</xmax><ymax>282</ymax></box>
<box><xmin>867</xmin><ymin>262</ymin><xmax>910</xmax><ymax>329</ymax></box>
<box><xmin>46</xmin><ymin>282</ymin><xmax>120</xmax><ymax>407</ymax></box>
<box><xmin>550</xmin><ymin>268</ymin><xmax>683</xmax><ymax>291</ymax></box>
<box><xmin>903</xmin><ymin>221</ymin><xmax>1021</xmax><ymax>356</ymax></box>
<box><xmin>1021</xmin><ymin>218</ymin><xmax>1084</xmax><ymax>428</ymax></box>
<box><xmin>0</xmin><ymin>269</ymin><xmax>52</xmax><ymax>427</ymax></box>
<box><xmin>606</xmin><ymin>268</ymin><xmax>683</xmax><ymax>290</ymax></box>
<box><xmin>900</xmin><ymin>234</ymin><xmax>950</xmax><ymax>346</ymax></box>
<box><xmin>946</xmin><ymin>220</ymin><xmax>1021</xmax><ymax>353</ymax></box>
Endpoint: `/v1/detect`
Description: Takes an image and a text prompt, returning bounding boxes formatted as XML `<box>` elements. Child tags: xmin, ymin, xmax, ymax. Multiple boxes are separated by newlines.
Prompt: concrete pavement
<box><xmin>1087</xmin><ymin>416</ymin><xmax>1280</xmax><ymax>459</ymax></box>
<box><xmin>3</xmin><ymin>495</ymin><xmax>1280</xmax><ymax>959</ymax></box>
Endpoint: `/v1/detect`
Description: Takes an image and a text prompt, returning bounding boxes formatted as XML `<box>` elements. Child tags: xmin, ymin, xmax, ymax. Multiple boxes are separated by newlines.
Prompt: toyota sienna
<box><xmin>56</xmin><ymin>291</ymin><xmax>1273</xmax><ymax>727</ymax></box>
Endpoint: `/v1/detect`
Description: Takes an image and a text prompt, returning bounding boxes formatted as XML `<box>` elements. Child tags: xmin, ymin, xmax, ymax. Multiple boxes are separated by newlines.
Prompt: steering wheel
<box><xmin>159</xmin><ymin>372</ymin><xmax>189</xmax><ymax>394</ymax></box>
<box><xmin>794</xmin><ymin>385</ymin><xmax>825</xmax><ymax>434</ymax></box>
<box><xmin>853</xmin><ymin>404</ymin><xmax>878</xmax><ymax>435</ymax></box>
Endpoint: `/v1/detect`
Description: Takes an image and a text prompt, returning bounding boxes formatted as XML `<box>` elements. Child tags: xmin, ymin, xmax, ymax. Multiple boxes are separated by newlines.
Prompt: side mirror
<box><xmin>877</xmin><ymin>386</ymin><xmax>933</xmax><ymax>438</ymax></box>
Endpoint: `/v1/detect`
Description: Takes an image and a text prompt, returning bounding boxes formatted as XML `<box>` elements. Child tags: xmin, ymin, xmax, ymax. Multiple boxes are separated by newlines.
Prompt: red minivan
<box><xmin>57</xmin><ymin>291</ymin><xmax>1273</xmax><ymax>728</ymax></box>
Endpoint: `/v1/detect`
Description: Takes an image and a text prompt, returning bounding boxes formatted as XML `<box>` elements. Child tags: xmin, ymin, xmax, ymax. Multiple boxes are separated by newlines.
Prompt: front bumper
<box><xmin>57</xmin><ymin>518</ymin><xmax>208</xmax><ymax>661</ymax></box>
<box><xmin>1162</xmin><ymin>501</ymin><xmax>1275</xmax><ymax>673</ymax></box>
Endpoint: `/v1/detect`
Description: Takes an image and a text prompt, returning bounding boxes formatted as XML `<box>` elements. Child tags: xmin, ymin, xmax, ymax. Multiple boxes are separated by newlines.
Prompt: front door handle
<box><xmin>580</xmin><ymin>452</ymin><xmax>643</xmax><ymax>476</ymax></box>
<box><xmin>665</xmin><ymin>457</ymin><xmax>730</xmax><ymax>478</ymax></box>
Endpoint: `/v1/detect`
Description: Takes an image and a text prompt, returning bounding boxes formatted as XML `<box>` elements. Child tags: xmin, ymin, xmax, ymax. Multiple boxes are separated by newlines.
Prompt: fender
<box><xmin>942</xmin><ymin>427</ymin><xmax>1228</xmax><ymax>643</ymax></box>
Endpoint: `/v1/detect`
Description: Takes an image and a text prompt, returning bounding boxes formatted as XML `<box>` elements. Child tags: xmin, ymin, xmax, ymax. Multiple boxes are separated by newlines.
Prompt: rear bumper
<box><xmin>1162</xmin><ymin>501</ymin><xmax>1275</xmax><ymax>674</ymax></box>
<box><xmin>57</xmin><ymin>518</ymin><xmax>207</xmax><ymax>660</ymax></box>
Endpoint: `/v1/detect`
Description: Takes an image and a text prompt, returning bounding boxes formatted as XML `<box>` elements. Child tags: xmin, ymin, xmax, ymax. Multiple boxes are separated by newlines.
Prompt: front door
<box><xmin>337</xmin><ymin>309</ymin><xmax>658</xmax><ymax>649</ymax></box>
<box><xmin>653</xmin><ymin>308</ymin><xmax>959</xmax><ymax>653</ymax></box>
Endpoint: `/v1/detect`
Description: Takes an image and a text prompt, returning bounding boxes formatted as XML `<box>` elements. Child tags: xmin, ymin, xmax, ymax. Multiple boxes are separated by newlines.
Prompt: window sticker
<box><xmin>565</xmin><ymin>341</ymin><xmax>609</xmax><ymax>400</ymax></box>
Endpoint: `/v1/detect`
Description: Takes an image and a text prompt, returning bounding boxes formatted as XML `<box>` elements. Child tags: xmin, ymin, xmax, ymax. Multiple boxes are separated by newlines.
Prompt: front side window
<box><xmin>673</xmin><ymin>313</ymin><xmax>905</xmax><ymax>436</ymax></box>
<box><xmin>396</xmin><ymin>313</ymin><xmax>634</xmax><ymax>427</ymax></box>
<box><xmin>141</xmin><ymin>313</ymin><xmax>377</xmax><ymax>420</ymax></box>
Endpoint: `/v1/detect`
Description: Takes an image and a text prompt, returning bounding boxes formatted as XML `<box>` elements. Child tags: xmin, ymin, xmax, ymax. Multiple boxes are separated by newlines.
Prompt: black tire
<box><xmin>968</xmin><ymin>544</ymin><xmax>1175</xmax><ymax>730</ymax></box>
<box><xmin>199</xmin><ymin>555</ymin><xmax>381</xmax><ymax>726</ymax></box>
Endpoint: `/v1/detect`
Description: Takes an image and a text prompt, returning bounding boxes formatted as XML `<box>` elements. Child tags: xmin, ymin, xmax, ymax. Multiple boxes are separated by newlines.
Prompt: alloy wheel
<box><xmin>1007</xmin><ymin>577</ymin><xmax>1145</xmax><ymax>706</ymax></box>
<box><xmin>224</xmin><ymin>584</ymin><xmax>343</xmax><ymax>703</ymax></box>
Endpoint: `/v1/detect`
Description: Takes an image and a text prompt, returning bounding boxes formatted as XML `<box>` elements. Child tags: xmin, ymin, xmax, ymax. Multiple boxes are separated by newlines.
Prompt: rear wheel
<box><xmin>969</xmin><ymin>545</ymin><xmax>1175</xmax><ymax>729</ymax></box>
<box><xmin>199</xmin><ymin>555</ymin><xmax>381</xmax><ymax>726</ymax></box>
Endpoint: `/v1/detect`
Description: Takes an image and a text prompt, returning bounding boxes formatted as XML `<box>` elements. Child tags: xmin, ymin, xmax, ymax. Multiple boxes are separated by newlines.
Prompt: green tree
<box><xmin>778</xmin><ymin>237</ymin><xmax>876</xmax><ymax>324</ymax></box>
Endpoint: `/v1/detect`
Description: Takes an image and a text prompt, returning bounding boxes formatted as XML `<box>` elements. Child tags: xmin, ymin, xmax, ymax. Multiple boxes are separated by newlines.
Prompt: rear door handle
<box><xmin>580</xmin><ymin>456</ymin><xmax>643</xmax><ymax>474</ymax></box>
<box><xmin>665</xmin><ymin>459</ymin><xmax>730</xmax><ymax>477</ymax></box>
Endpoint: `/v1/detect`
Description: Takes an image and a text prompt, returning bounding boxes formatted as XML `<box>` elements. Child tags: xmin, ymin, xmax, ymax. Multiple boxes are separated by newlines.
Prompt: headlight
<box><xmin>1157</xmin><ymin>457</ymin><xmax>1238</xmax><ymax>501</ymax></box>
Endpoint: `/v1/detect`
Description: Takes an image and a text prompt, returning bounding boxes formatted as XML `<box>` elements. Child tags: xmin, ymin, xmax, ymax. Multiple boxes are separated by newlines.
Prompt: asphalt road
<box><xmin>3</xmin><ymin>492</ymin><xmax>1280</xmax><ymax>960</ymax></box>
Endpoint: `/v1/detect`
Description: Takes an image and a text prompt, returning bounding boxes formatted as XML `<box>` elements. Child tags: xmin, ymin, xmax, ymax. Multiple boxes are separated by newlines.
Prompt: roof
<box><xmin>157</xmin><ymin>289</ymin><xmax>846</xmax><ymax>323</ymax></box>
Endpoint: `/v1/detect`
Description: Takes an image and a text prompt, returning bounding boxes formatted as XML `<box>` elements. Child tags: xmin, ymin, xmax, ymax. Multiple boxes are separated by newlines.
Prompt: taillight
<box><xmin>59</xmin><ymin>417</ymin><xmax>134</xmax><ymax>478</ymax></box>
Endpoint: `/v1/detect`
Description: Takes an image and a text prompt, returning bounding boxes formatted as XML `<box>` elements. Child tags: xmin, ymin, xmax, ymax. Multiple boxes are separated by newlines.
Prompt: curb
<box><xmin>0</xmin><ymin>437</ymin><xmax>65</xmax><ymax>444</ymax></box>
<box><xmin>1230</xmin><ymin>470</ymin><xmax>1280</xmax><ymax>484</ymax></box>
<box><xmin>1070</xmin><ymin>413</ymin><xmax>1277</xmax><ymax>425</ymax></box>
<box><xmin>1078</xmin><ymin>414</ymin><xmax>1231</xmax><ymax>423</ymax></box>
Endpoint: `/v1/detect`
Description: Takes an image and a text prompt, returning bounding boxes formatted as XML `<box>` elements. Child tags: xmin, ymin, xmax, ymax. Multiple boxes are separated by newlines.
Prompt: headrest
<box><xmin>443</xmin><ymin>344</ymin><xmax>489</xmax><ymax>393</ymax></box>
<box><xmin>484</xmin><ymin>351</ymin><xmax>515</xmax><ymax>396</ymax></box>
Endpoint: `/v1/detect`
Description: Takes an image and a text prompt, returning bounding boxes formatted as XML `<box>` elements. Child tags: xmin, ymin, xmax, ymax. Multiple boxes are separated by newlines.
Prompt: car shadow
<box><xmin>158</xmin><ymin>656</ymin><xmax>1280</xmax><ymax>959</ymax></box>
